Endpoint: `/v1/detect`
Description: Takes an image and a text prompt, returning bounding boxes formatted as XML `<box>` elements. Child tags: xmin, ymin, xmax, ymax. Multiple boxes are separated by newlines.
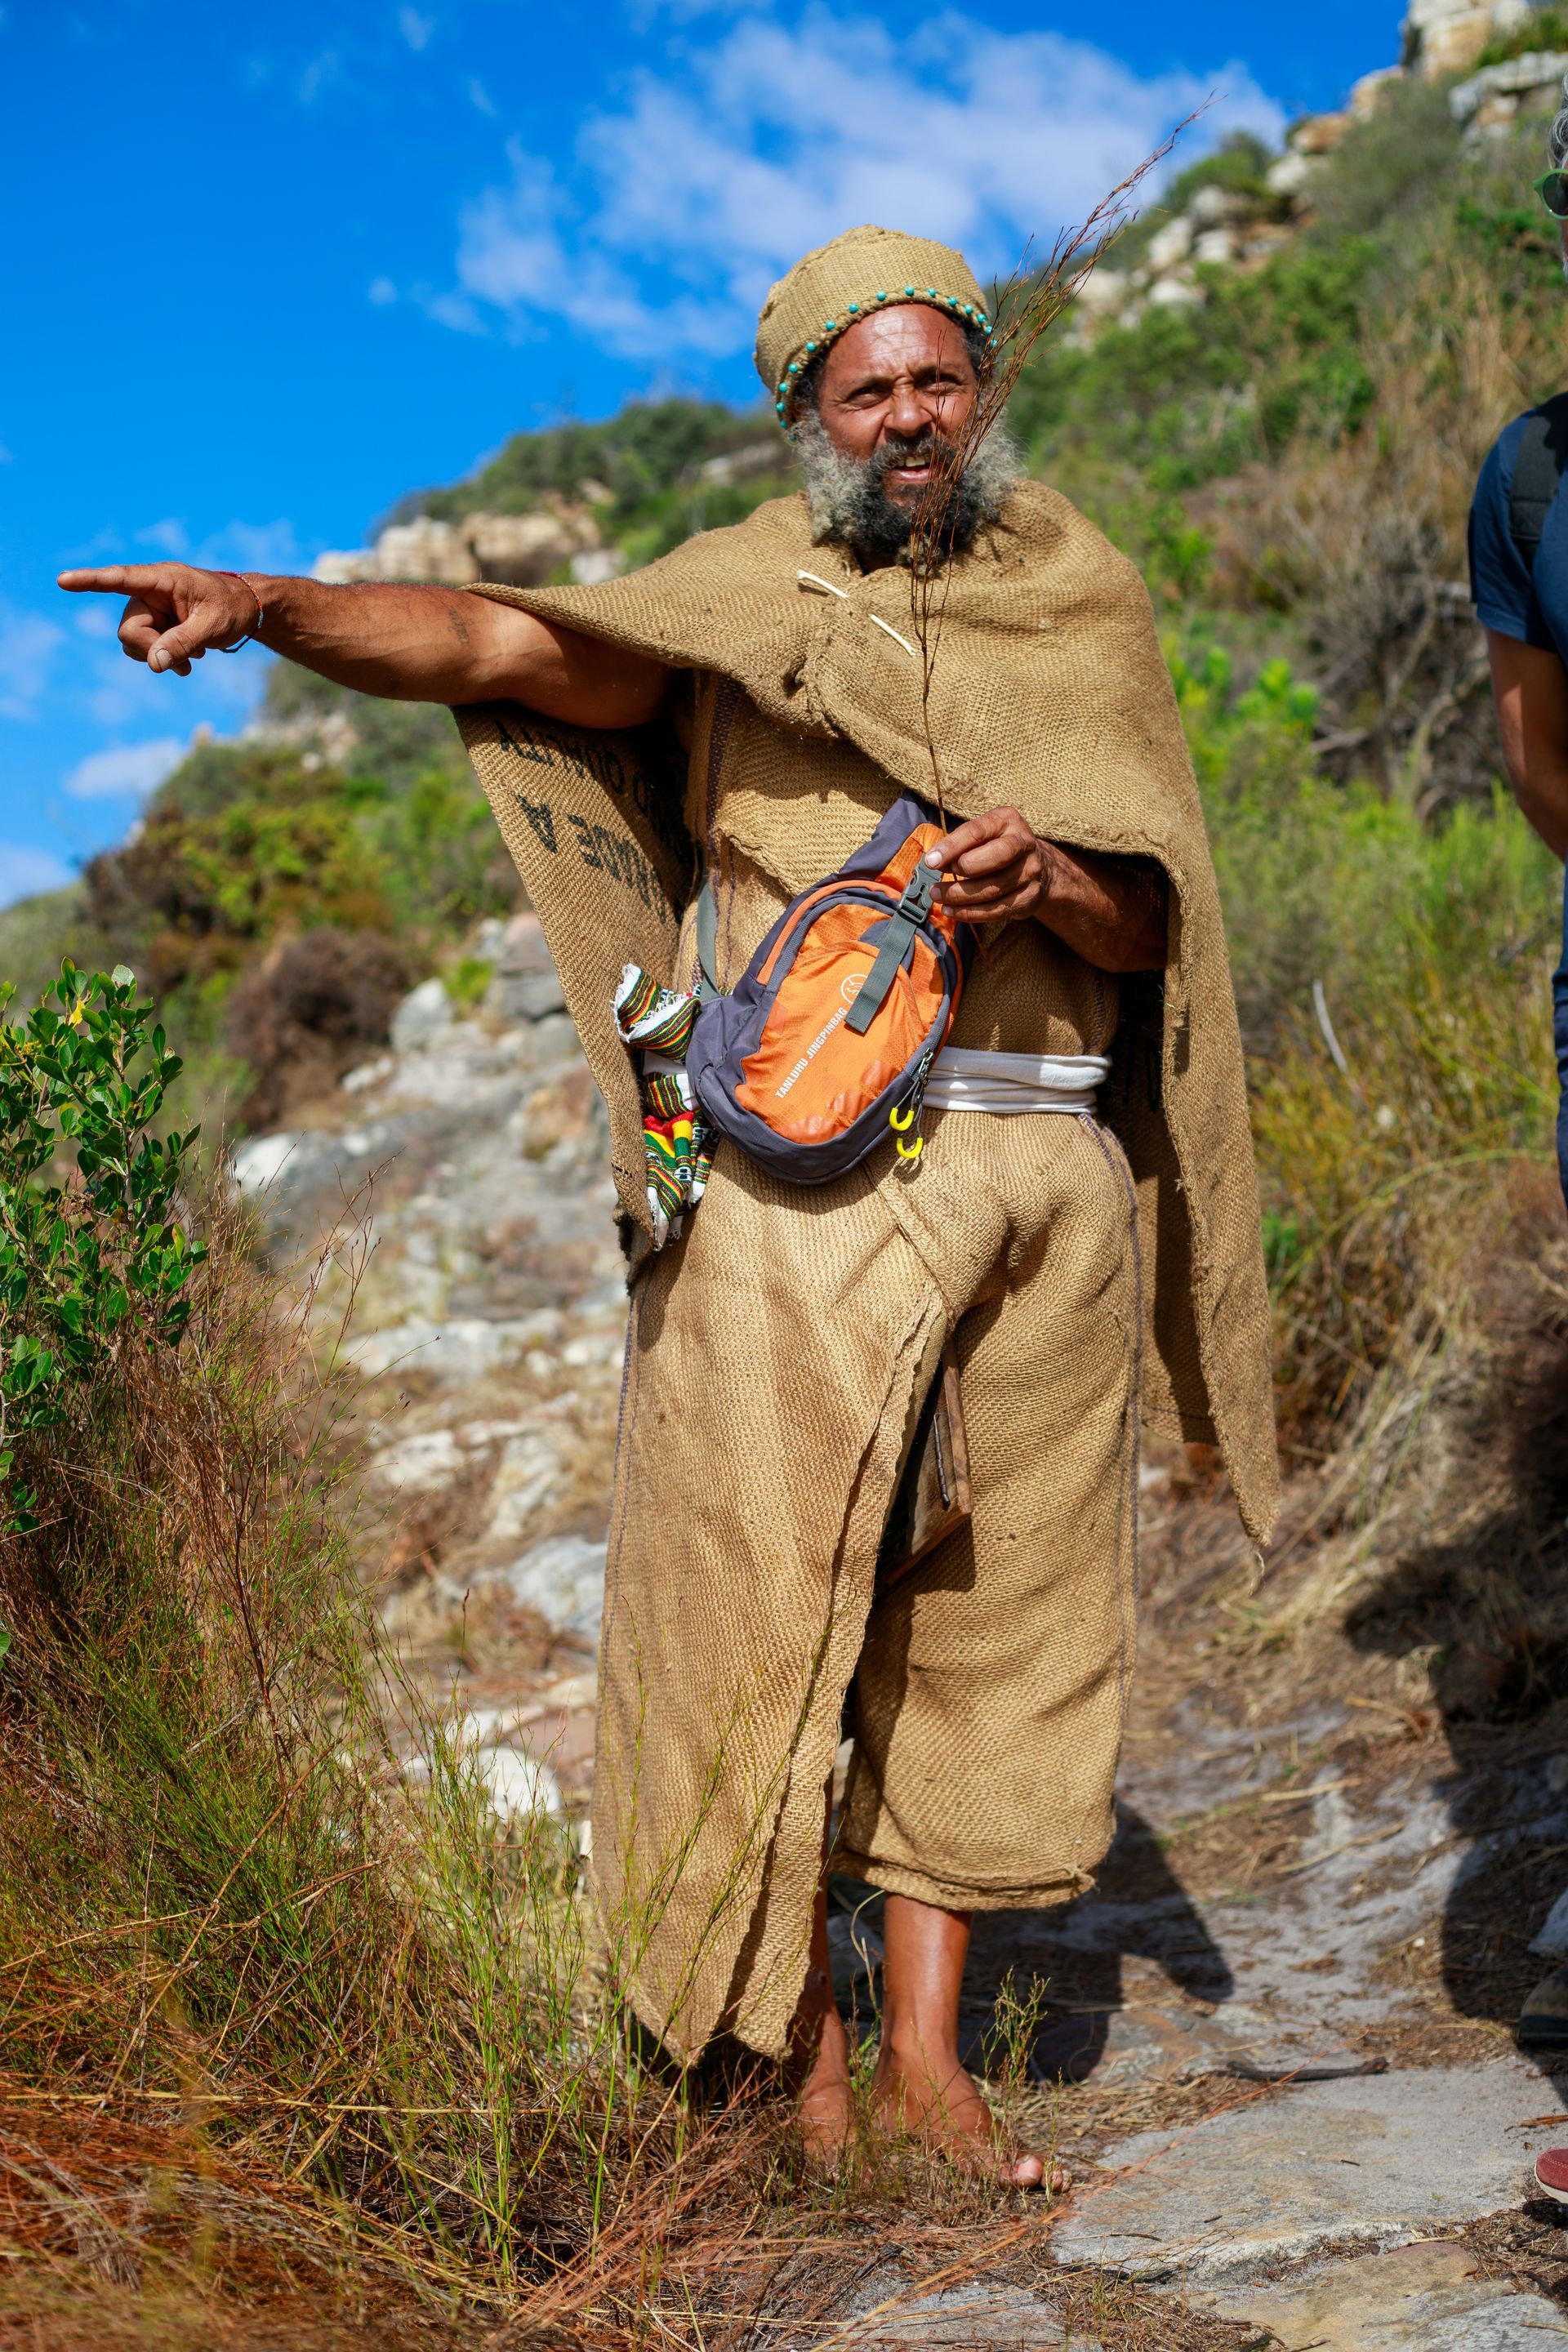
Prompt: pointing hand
<box><xmin>56</xmin><ymin>563</ymin><xmax>261</xmax><ymax>677</ymax></box>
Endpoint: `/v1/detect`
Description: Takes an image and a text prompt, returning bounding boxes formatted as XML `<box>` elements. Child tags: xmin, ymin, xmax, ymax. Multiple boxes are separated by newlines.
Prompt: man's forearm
<box><xmin>247</xmin><ymin>577</ymin><xmax>667</xmax><ymax>725</ymax></box>
<box><xmin>239</xmin><ymin>576</ymin><xmax>512</xmax><ymax>702</ymax></box>
<box><xmin>1035</xmin><ymin>842</ymin><xmax>1168</xmax><ymax>973</ymax></box>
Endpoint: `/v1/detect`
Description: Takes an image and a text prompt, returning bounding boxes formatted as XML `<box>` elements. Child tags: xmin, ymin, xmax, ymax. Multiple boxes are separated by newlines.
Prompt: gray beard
<box><xmin>794</xmin><ymin>411</ymin><xmax>1018</xmax><ymax>562</ymax></box>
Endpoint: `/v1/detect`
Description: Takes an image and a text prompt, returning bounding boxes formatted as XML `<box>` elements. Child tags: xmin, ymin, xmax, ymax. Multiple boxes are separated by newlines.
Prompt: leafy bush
<box><xmin>396</xmin><ymin>398</ymin><xmax>780</xmax><ymax>534</ymax></box>
<box><xmin>1475</xmin><ymin>8</ymin><xmax>1568</xmax><ymax>68</ymax></box>
<box><xmin>0</xmin><ymin>964</ymin><xmax>204</xmax><ymax>1535</ymax></box>
<box><xmin>1181</xmin><ymin>643</ymin><xmax>1560</xmax><ymax>1436</ymax></box>
<box><xmin>225</xmin><ymin>925</ymin><xmax>412</xmax><ymax>1125</ymax></box>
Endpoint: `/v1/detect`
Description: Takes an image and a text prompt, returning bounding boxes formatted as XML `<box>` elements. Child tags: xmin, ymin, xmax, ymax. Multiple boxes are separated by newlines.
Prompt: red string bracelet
<box><xmin>215</xmin><ymin>572</ymin><xmax>265</xmax><ymax>653</ymax></box>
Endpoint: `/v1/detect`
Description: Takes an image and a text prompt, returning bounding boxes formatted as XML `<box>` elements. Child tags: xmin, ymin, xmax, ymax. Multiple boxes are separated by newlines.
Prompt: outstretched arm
<box><xmin>56</xmin><ymin>564</ymin><xmax>669</xmax><ymax>731</ymax></box>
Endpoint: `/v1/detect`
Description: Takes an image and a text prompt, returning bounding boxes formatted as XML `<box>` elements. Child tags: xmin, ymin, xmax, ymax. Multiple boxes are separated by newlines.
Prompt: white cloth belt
<box><xmin>923</xmin><ymin>1045</ymin><xmax>1110</xmax><ymax>1116</ymax></box>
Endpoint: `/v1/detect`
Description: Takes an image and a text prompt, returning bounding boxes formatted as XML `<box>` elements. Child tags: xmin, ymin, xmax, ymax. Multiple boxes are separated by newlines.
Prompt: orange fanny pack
<box><xmin>684</xmin><ymin>795</ymin><xmax>973</xmax><ymax>1184</ymax></box>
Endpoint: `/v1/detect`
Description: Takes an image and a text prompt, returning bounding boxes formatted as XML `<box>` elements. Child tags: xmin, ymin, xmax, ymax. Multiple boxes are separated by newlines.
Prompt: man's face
<box><xmin>814</xmin><ymin>306</ymin><xmax>980</xmax><ymax>514</ymax></box>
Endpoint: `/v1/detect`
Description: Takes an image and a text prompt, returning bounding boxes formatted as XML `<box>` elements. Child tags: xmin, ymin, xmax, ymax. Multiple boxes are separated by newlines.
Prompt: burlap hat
<box><xmin>754</xmin><ymin>225</ymin><xmax>990</xmax><ymax>425</ymax></box>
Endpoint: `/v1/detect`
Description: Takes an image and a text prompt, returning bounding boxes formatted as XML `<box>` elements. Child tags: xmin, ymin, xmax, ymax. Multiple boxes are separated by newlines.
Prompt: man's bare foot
<box><xmin>871</xmin><ymin>2039</ymin><xmax>1067</xmax><ymax>2191</ymax></box>
<box><xmin>791</xmin><ymin>1962</ymin><xmax>855</xmax><ymax>2170</ymax></box>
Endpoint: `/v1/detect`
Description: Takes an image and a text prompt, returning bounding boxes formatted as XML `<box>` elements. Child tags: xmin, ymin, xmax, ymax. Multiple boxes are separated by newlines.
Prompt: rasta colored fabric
<box><xmin>612</xmin><ymin>964</ymin><xmax>713</xmax><ymax>1244</ymax></box>
<box><xmin>751</xmin><ymin>222</ymin><xmax>989</xmax><ymax>425</ymax></box>
<box><xmin>461</xmin><ymin>478</ymin><xmax>1280</xmax><ymax>1547</ymax></box>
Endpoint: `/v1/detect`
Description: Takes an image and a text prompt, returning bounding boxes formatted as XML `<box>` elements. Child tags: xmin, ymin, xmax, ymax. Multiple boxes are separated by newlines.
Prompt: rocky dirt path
<box><xmin>235</xmin><ymin>931</ymin><xmax>1568</xmax><ymax>2349</ymax></box>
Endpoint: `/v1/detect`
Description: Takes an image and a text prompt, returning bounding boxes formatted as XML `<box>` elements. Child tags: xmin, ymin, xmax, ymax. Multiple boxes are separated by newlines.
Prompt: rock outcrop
<box><xmin>314</xmin><ymin>498</ymin><xmax>624</xmax><ymax>590</ymax></box>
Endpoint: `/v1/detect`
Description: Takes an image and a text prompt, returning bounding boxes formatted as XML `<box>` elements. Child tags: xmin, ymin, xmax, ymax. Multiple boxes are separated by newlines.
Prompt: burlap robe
<box><xmin>454</xmin><ymin>481</ymin><xmax>1278</xmax><ymax>2059</ymax></box>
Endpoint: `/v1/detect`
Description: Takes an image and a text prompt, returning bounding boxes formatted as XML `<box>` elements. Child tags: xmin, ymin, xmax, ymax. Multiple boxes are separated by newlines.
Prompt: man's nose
<box><xmin>884</xmin><ymin>376</ymin><xmax>936</xmax><ymax>439</ymax></box>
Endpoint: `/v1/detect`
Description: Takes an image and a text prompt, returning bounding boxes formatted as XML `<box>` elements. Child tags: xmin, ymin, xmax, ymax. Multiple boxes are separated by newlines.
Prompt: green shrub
<box><xmin>1475</xmin><ymin>8</ymin><xmax>1568</xmax><ymax>68</ymax></box>
<box><xmin>0</xmin><ymin>964</ymin><xmax>204</xmax><ymax>1535</ymax></box>
<box><xmin>1182</xmin><ymin>639</ymin><xmax>1560</xmax><ymax>1433</ymax></box>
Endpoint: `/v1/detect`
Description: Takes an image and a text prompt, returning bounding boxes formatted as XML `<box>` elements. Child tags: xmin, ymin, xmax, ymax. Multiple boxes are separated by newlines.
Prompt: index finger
<box><xmin>57</xmin><ymin>565</ymin><xmax>164</xmax><ymax>595</ymax></box>
<box><xmin>58</xmin><ymin>566</ymin><xmax>139</xmax><ymax>595</ymax></box>
<box><xmin>922</xmin><ymin>809</ymin><xmax>1009</xmax><ymax>871</ymax></box>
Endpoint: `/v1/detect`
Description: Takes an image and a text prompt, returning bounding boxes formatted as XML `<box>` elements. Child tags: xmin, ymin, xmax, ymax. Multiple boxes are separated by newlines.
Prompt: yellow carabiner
<box><xmin>895</xmin><ymin>1133</ymin><xmax>924</xmax><ymax>1161</ymax></box>
<box><xmin>889</xmin><ymin>1101</ymin><xmax>916</xmax><ymax>1133</ymax></box>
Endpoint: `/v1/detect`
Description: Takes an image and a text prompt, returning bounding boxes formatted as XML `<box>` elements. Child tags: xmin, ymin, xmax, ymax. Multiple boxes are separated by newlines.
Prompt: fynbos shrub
<box><xmin>0</xmin><ymin>960</ymin><xmax>205</xmax><ymax>1534</ymax></box>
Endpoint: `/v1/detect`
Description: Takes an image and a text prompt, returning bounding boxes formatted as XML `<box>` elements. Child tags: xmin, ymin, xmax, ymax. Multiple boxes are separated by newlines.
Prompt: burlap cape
<box><xmin>455</xmin><ymin>480</ymin><xmax>1279</xmax><ymax>1542</ymax></box>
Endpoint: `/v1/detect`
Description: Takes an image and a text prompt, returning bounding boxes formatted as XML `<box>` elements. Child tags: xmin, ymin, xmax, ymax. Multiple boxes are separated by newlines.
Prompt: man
<box><xmin>1468</xmin><ymin>114</ymin><xmax>1568</xmax><ymax>2188</ymax></box>
<box><xmin>61</xmin><ymin>224</ymin><xmax>1276</xmax><ymax>2185</ymax></box>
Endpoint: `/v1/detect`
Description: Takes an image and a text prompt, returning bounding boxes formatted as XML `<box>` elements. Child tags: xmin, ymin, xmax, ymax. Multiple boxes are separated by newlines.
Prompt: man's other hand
<box><xmin>922</xmin><ymin>805</ymin><xmax>1045</xmax><ymax>921</ymax></box>
<box><xmin>57</xmin><ymin>564</ymin><xmax>258</xmax><ymax>677</ymax></box>
<box><xmin>923</xmin><ymin>805</ymin><xmax>1168</xmax><ymax>973</ymax></box>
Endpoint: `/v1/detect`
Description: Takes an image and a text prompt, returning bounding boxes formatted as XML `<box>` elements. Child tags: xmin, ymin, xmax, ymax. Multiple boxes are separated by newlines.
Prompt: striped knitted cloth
<box><xmin>614</xmin><ymin>965</ymin><xmax>715</xmax><ymax>1246</ymax></box>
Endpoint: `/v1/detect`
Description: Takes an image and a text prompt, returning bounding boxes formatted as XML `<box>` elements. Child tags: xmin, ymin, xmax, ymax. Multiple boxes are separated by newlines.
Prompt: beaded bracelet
<box><xmin>215</xmin><ymin>571</ymin><xmax>265</xmax><ymax>653</ymax></box>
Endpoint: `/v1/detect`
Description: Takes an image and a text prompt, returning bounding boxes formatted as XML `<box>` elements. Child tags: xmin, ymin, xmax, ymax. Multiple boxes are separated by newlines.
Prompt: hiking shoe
<box><xmin>1535</xmin><ymin>2147</ymin><xmax>1568</xmax><ymax>2206</ymax></box>
<box><xmin>1518</xmin><ymin>1967</ymin><xmax>1568</xmax><ymax>2048</ymax></box>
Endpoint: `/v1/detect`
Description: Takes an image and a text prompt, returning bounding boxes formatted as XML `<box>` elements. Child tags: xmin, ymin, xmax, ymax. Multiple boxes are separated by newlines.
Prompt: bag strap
<box><xmin>845</xmin><ymin>863</ymin><xmax>938</xmax><ymax>1037</ymax></box>
<box><xmin>1509</xmin><ymin>390</ymin><xmax>1568</xmax><ymax>571</ymax></box>
<box><xmin>695</xmin><ymin>873</ymin><xmax>723</xmax><ymax>1000</ymax></box>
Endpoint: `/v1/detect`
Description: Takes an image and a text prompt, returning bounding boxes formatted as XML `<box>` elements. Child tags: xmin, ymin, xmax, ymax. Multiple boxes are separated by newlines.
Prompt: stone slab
<box><xmin>1024</xmin><ymin>2000</ymin><xmax>1376</xmax><ymax>2090</ymax></box>
<box><xmin>1207</xmin><ymin>2240</ymin><xmax>1568</xmax><ymax>2350</ymax></box>
<box><xmin>1051</xmin><ymin>2060</ymin><xmax>1568</xmax><ymax>2284</ymax></box>
<box><xmin>826</xmin><ymin>2274</ymin><xmax>1080</xmax><ymax>2347</ymax></box>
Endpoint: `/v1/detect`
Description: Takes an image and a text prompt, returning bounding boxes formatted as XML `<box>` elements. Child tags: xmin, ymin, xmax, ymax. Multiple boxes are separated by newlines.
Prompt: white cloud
<box><xmin>0</xmin><ymin>841</ymin><xmax>74</xmax><ymax>909</ymax></box>
<box><xmin>448</xmin><ymin>6</ymin><xmax>1285</xmax><ymax>361</ymax></box>
<box><xmin>369</xmin><ymin>274</ymin><xmax>399</xmax><ymax>305</ymax></box>
<box><xmin>0</xmin><ymin>602</ymin><xmax>65</xmax><ymax>719</ymax></box>
<box><xmin>468</xmin><ymin>77</ymin><xmax>496</xmax><ymax>117</ymax></box>
<box><xmin>136</xmin><ymin>516</ymin><xmax>191</xmax><ymax>555</ymax></box>
<box><xmin>299</xmin><ymin>49</ymin><xmax>341</xmax><ymax>103</ymax></box>
<box><xmin>63</xmin><ymin>737</ymin><xmax>188</xmax><ymax>804</ymax></box>
<box><xmin>400</xmin><ymin>7</ymin><xmax>434</xmax><ymax>49</ymax></box>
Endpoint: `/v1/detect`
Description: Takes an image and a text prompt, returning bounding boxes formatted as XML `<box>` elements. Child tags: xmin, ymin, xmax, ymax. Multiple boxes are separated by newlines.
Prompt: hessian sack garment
<box><xmin>452</xmin><ymin>479</ymin><xmax>1280</xmax><ymax>1544</ymax></box>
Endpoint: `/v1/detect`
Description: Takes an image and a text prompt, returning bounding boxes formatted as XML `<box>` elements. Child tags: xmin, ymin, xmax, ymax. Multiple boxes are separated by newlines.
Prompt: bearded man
<box><xmin>62</xmin><ymin>225</ymin><xmax>1277</xmax><ymax>2185</ymax></box>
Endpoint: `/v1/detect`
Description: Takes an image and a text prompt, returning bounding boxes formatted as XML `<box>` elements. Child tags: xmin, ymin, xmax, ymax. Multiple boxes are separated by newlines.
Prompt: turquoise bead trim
<box><xmin>824</xmin><ymin>318</ymin><xmax>836</xmax><ymax>331</ymax></box>
<box><xmin>876</xmin><ymin>289</ymin><xmax>887</xmax><ymax>300</ymax></box>
<box><xmin>849</xmin><ymin>301</ymin><xmax>859</xmax><ymax>313</ymax></box>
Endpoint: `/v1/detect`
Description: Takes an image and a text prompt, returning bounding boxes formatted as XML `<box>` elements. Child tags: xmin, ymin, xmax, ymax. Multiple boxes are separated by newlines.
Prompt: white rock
<box><xmin>1267</xmin><ymin>152</ymin><xmax>1317</xmax><ymax>198</ymax></box>
<box><xmin>561</xmin><ymin>1330</ymin><xmax>625</xmax><ymax>1369</ymax></box>
<box><xmin>376</xmin><ymin>518</ymin><xmax>482</xmax><ymax>586</ymax></box>
<box><xmin>483</xmin><ymin>1432</ymin><xmax>568</xmax><ymax>1544</ymax></box>
<box><xmin>497</xmin><ymin>1533</ymin><xmax>607</xmax><ymax>1638</ymax></box>
<box><xmin>1147</xmin><ymin>216</ymin><xmax>1193</xmax><ymax>270</ymax></box>
<box><xmin>1189</xmin><ymin>184</ymin><xmax>1249</xmax><ymax>229</ymax></box>
<box><xmin>1529</xmin><ymin>1886</ymin><xmax>1568</xmax><ymax>1956</ymax></box>
<box><xmin>370</xmin><ymin>1428</ymin><xmax>463</xmax><ymax>1494</ymax></box>
<box><xmin>1148</xmin><ymin>275</ymin><xmax>1201</xmax><ymax>310</ymax></box>
<box><xmin>347</xmin><ymin>1315</ymin><xmax>559</xmax><ymax>1383</ymax></box>
<box><xmin>492</xmin><ymin>971</ymin><xmax>567</xmax><ymax>1023</ymax></box>
<box><xmin>470</xmin><ymin>1746</ymin><xmax>563</xmax><ymax>1821</ymax></box>
<box><xmin>1072</xmin><ymin>266</ymin><xmax>1128</xmax><ymax>315</ymax></box>
<box><xmin>569</xmin><ymin>547</ymin><xmax>627</xmax><ymax>586</ymax></box>
<box><xmin>230</xmin><ymin>1130</ymin><xmax>301</xmax><ymax>1196</ymax></box>
<box><xmin>390</xmin><ymin>978</ymin><xmax>453</xmax><ymax>1055</ymax></box>
<box><xmin>1351</xmin><ymin>64</ymin><xmax>1405</xmax><ymax>117</ymax></box>
<box><xmin>342</xmin><ymin>1054</ymin><xmax>394</xmax><ymax>1094</ymax></box>
<box><xmin>1193</xmin><ymin>228</ymin><xmax>1237</xmax><ymax>267</ymax></box>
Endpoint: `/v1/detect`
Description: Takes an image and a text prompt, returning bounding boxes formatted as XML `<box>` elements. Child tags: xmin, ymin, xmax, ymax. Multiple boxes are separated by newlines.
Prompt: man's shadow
<box><xmin>828</xmin><ymin>1802</ymin><xmax>1235</xmax><ymax>2083</ymax></box>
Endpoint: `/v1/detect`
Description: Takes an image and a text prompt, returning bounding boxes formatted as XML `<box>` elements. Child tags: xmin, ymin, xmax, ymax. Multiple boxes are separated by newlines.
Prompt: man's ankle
<box><xmin>879</xmin><ymin>2020</ymin><xmax>965</xmax><ymax>2078</ymax></box>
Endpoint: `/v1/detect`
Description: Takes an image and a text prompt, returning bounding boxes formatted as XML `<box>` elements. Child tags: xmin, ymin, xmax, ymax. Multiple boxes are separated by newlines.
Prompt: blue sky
<box><xmin>1</xmin><ymin>0</ymin><xmax>1396</xmax><ymax>908</ymax></box>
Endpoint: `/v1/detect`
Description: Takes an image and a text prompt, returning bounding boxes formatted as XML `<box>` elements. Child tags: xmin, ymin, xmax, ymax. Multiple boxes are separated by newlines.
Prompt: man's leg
<box><xmin>871</xmin><ymin>1895</ymin><xmax>1050</xmax><ymax>2188</ymax></box>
